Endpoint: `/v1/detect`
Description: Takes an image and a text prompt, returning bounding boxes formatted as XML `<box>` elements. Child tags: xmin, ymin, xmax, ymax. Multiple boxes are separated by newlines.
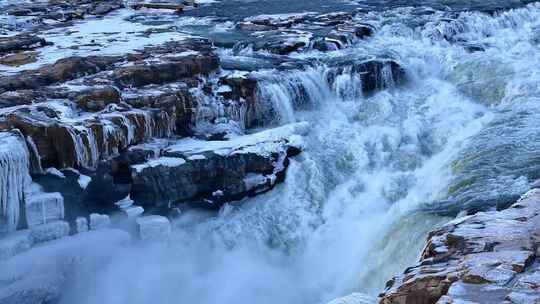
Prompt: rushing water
<box><xmin>13</xmin><ymin>2</ymin><xmax>540</xmax><ymax>304</ymax></box>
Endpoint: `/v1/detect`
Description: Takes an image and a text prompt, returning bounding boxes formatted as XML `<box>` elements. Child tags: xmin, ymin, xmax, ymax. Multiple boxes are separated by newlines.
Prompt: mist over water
<box><xmin>6</xmin><ymin>2</ymin><xmax>540</xmax><ymax>304</ymax></box>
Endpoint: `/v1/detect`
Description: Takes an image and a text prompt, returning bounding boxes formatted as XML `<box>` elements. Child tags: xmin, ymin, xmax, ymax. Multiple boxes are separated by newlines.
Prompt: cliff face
<box><xmin>380</xmin><ymin>188</ymin><xmax>540</xmax><ymax>304</ymax></box>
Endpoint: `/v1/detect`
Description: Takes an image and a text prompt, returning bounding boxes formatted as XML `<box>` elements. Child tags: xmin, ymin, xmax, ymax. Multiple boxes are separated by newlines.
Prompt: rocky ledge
<box><xmin>130</xmin><ymin>122</ymin><xmax>306</xmax><ymax>208</ymax></box>
<box><xmin>0</xmin><ymin>0</ymin><xmax>409</xmax><ymax>267</ymax></box>
<box><xmin>380</xmin><ymin>188</ymin><xmax>540</xmax><ymax>304</ymax></box>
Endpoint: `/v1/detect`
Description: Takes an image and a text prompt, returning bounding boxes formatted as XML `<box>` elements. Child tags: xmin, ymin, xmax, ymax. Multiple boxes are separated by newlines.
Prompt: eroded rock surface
<box><xmin>380</xmin><ymin>188</ymin><xmax>540</xmax><ymax>304</ymax></box>
<box><xmin>130</xmin><ymin>122</ymin><xmax>307</xmax><ymax>208</ymax></box>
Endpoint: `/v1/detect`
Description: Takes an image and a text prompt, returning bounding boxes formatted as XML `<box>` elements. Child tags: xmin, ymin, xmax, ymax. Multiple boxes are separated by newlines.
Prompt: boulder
<box><xmin>0</xmin><ymin>55</ymin><xmax>122</xmax><ymax>93</ymax></box>
<box><xmin>328</xmin><ymin>59</ymin><xmax>407</xmax><ymax>95</ymax></box>
<box><xmin>0</xmin><ymin>52</ymin><xmax>38</xmax><ymax>67</ymax></box>
<box><xmin>130</xmin><ymin>122</ymin><xmax>307</xmax><ymax>207</ymax></box>
<box><xmin>25</xmin><ymin>192</ymin><xmax>65</xmax><ymax>228</ymax></box>
<box><xmin>89</xmin><ymin>2</ymin><xmax>121</xmax><ymax>15</ymax></box>
<box><xmin>0</xmin><ymin>90</ymin><xmax>46</xmax><ymax>108</ymax></box>
<box><xmin>0</xmin><ymin>34</ymin><xmax>49</xmax><ymax>54</ymax></box>
<box><xmin>75</xmin><ymin>217</ymin><xmax>89</xmax><ymax>233</ymax></box>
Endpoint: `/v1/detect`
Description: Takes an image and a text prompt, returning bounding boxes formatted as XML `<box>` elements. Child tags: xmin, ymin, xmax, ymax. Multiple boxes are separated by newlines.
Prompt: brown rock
<box><xmin>113</xmin><ymin>54</ymin><xmax>219</xmax><ymax>88</ymax></box>
<box><xmin>0</xmin><ymin>55</ymin><xmax>122</xmax><ymax>93</ymax></box>
<box><xmin>379</xmin><ymin>189</ymin><xmax>540</xmax><ymax>304</ymax></box>
<box><xmin>74</xmin><ymin>86</ymin><xmax>121</xmax><ymax>112</ymax></box>
<box><xmin>0</xmin><ymin>52</ymin><xmax>38</xmax><ymax>67</ymax></box>
<box><xmin>0</xmin><ymin>35</ymin><xmax>49</xmax><ymax>53</ymax></box>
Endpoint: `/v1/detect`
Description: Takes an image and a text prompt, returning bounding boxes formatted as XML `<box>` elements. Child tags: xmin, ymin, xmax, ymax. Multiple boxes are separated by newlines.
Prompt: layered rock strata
<box><xmin>380</xmin><ymin>188</ymin><xmax>540</xmax><ymax>304</ymax></box>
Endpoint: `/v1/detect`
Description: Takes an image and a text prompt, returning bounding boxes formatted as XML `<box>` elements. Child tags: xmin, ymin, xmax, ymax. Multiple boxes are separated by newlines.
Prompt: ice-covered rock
<box><xmin>75</xmin><ymin>217</ymin><xmax>89</xmax><ymax>234</ymax></box>
<box><xmin>136</xmin><ymin>215</ymin><xmax>171</xmax><ymax>242</ymax></box>
<box><xmin>0</xmin><ymin>34</ymin><xmax>48</xmax><ymax>54</ymax></box>
<box><xmin>89</xmin><ymin>213</ymin><xmax>110</xmax><ymax>230</ymax></box>
<box><xmin>130</xmin><ymin>122</ymin><xmax>307</xmax><ymax>207</ymax></box>
<box><xmin>115</xmin><ymin>195</ymin><xmax>144</xmax><ymax>218</ymax></box>
<box><xmin>380</xmin><ymin>189</ymin><xmax>540</xmax><ymax>304</ymax></box>
<box><xmin>25</xmin><ymin>192</ymin><xmax>64</xmax><ymax>228</ymax></box>
<box><xmin>0</xmin><ymin>130</ymin><xmax>31</xmax><ymax>235</ymax></box>
<box><xmin>29</xmin><ymin>220</ymin><xmax>70</xmax><ymax>244</ymax></box>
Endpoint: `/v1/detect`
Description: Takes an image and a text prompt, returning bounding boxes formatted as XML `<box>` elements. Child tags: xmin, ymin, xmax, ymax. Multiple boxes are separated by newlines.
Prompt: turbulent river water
<box><xmin>6</xmin><ymin>1</ymin><xmax>540</xmax><ymax>304</ymax></box>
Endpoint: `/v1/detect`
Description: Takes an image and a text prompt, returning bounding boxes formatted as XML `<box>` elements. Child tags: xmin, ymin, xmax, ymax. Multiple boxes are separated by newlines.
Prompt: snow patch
<box><xmin>77</xmin><ymin>174</ymin><xmax>92</xmax><ymax>190</ymax></box>
<box><xmin>45</xmin><ymin>167</ymin><xmax>66</xmax><ymax>179</ymax></box>
<box><xmin>132</xmin><ymin>157</ymin><xmax>187</xmax><ymax>173</ymax></box>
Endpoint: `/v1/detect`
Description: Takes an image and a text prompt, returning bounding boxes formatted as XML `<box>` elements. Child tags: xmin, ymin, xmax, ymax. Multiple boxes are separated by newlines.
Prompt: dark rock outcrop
<box><xmin>0</xmin><ymin>56</ymin><xmax>122</xmax><ymax>93</ymax></box>
<box><xmin>130</xmin><ymin>123</ymin><xmax>307</xmax><ymax>207</ymax></box>
<box><xmin>328</xmin><ymin>59</ymin><xmax>407</xmax><ymax>95</ymax></box>
<box><xmin>0</xmin><ymin>35</ymin><xmax>49</xmax><ymax>54</ymax></box>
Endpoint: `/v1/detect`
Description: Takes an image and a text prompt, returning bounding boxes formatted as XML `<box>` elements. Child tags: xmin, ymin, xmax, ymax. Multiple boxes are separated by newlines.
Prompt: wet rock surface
<box><xmin>380</xmin><ymin>188</ymin><xmax>540</xmax><ymax>304</ymax></box>
<box><xmin>0</xmin><ymin>34</ymin><xmax>49</xmax><ymax>53</ymax></box>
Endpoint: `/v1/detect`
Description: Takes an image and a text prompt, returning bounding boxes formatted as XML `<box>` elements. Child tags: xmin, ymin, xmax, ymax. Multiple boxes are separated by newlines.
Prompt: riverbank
<box><xmin>380</xmin><ymin>188</ymin><xmax>540</xmax><ymax>304</ymax></box>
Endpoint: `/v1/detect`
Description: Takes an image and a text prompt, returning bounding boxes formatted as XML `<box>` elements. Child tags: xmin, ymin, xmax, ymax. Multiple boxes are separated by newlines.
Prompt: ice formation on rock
<box><xmin>76</xmin><ymin>217</ymin><xmax>89</xmax><ymax>234</ymax></box>
<box><xmin>0</xmin><ymin>131</ymin><xmax>31</xmax><ymax>235</ymax></box>
<box><xmin>25</xmin><ymin>192</ymin><xmax>64</xmax><ymax>228</ymax></box>
<box><xmin>29</xmin><ymin>220</ymin><xmax>70</xmax><ymax>244</ymax></box>
<box><xmin>136</xmin><ymin>215</ymin><xmax>171</xmax><ymax>242</ymax></box>
<box><xmin>89</xmin><ymin>213</ymin><xmax>111</xmax><ymax>230</ymax></box>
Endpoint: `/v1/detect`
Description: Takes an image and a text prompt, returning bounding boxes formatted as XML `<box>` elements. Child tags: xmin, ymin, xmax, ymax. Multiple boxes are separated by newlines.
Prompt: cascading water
<box><xmin>9</xmin><ymin>2</ymin><xmax>540</xmax><ymax>304</ymax></box>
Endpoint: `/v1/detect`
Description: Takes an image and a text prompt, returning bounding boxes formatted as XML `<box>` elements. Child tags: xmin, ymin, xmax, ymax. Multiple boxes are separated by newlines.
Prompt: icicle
<box><xmin>67</xmin><ymin>127</ymin><xmax>87</xmax><ymax>168</ymax></box>
<box><xmin>122</xmin><ymin>115</ymin><xmax>136</xmax><ymax>145</ymax></box>
<box><xmin>84</xmin><ymin>128</ymin><xmax>100</xmax><ymax>169</ymax></box>
<box><xmin>0</xmin><ymin>131</ymin><xmax>31</xmax><ymax>235</ymax></box>
<box><xmin>25</xmin><ymin>136</ymin><xmax>43</xmax><ymax>174</ymax></box>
